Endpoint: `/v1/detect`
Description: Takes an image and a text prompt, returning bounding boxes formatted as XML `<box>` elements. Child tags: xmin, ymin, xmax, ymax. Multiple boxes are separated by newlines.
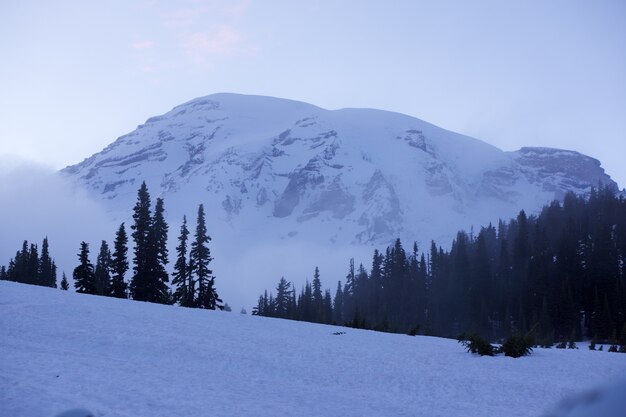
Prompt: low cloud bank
<box><xmin>0</xmin><ymin>158</ymin><xmax>117</xmax><ymax>281</ymax></box>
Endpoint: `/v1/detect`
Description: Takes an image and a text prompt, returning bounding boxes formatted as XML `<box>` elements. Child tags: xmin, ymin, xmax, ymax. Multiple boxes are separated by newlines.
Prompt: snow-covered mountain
<box><xmin>61</xmin><ymin>93</ymin><xmax>620</xmax><ymax>303</ymax></box>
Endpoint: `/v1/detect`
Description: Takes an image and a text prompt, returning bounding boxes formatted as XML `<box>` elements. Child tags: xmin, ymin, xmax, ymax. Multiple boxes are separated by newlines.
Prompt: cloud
<box><xmin>131</xmin><ymin>40</ymin><xmax>155</xmax><ymax>49</ymax></box>
<box><xmin>183</xmin><ymin>25</ymin><xmax>242</xmax><ymax>59</ymax></box>
<box><xmin>163</xmin><ymin>1</ymin><xmax>250</xmax><ymax>29</ymax></box>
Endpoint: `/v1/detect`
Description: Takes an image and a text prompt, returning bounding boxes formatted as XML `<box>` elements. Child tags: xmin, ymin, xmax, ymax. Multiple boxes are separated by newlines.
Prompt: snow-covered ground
<box><xmin>1</xmin><ymin>281</ymin><xmax>624</xmax><ymax>417</ymax></box>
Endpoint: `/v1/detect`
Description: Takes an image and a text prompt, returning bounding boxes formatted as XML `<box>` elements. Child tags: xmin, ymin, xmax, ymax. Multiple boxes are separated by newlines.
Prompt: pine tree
<box><xmin>311</xmin><ymin>266</ymin><xmax>323</xmax><ymax>321</ymax></box>
<box><xmin>39</xmin><ymin>237</ymin><xmax>56</xmax><ymax>287</ymax></box>
<box><xmin>60</xmin><ymin>272</ymin><xmax>69</xmax><ymax>290</ymax></box>
<box><xmin>274</xmin><ymin>277</ymin><xmax>291</xmax><ymax>318</ymax></box>
<box><xmin>130</xmin><ymin>182</ymin><xmax>153</xmax><ymax>301</ymax></box>
<box><xmin>73</xmin><ymin>242</ymin><xmax>96</xmax><ymax>294</ymax></box>
<box><xmin>110</xmin><ymin>223</ymin><xmax>129</xmax><ymax>298</ymax></box>
<box><xmin>26</xmin><ymin>243</ymin><xmax>39</xmax><ymax>285</ymax></box>
<box><xmin>323</xmin><ymin>289</ymin><xmax>333</xmax><ymax>324</ymax></box>
<box><xmin>333</xmin><ymin>281</ymin><xmax>344</xmax><ymax>324</ymax></box>
<box><xmin>94</xmin><ymin>240</ymin><xmax>112</xmax><ymax>296</ymax></box>
<box><xmin>0</xmin><ymin>265</ymin><xmax>7</xmax><ymax>281</ymax></box>
<box><xmin>172</xmin><ymin>216</ymin><xmax>193</xmax><ymax>307</ymax></box>
<box><xmin>190</xmin><ymin>204</ymin><xmax>222</xmax><ymax>310</ymax></box>
<box><xmin>147</xmin><ymin>197</ymin><xmax>170</xmax><ymax>303</ymax></box>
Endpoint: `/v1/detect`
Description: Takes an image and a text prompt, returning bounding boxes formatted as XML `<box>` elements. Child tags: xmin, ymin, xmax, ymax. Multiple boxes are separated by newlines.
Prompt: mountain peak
<box><xmin>61</xmin><ymin>94</ymin><xmax>620</xmax><ymax>302</ymax></box>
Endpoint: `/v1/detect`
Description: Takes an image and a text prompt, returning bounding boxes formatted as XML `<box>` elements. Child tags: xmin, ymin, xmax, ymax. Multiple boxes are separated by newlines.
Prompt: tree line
<box><xmin>0</xmin><ymin>237</ymin><xmax>57</xmax><ymax>288</ymax></box>
<box><xmin>254</xmin><ymin>187</ymin><xmax>626</xmax><ymax>345</ymax></box>
<box><xmin>1</xmin><ymin>182</ymin><xmax>223</xmax><ymax>310</ymax></box>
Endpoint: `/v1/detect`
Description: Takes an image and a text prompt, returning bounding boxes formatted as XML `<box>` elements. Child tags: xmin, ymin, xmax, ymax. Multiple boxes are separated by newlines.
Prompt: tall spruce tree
<box><xmin>333</xmin><ymin>281</ymin><xmax>344</xmax><ymax>324</ymax></box>
<box><xmin>130</xmin><ymin>182</ymin><xmax>153</xmax><ymax>301</ymax></box>
<box><xmin>39</xmin><ymin>237</ymin><xmax>56</xmax><ymax>287</ymax></box>
<box><xmin>311</xmin><ymin>266</ymin><xmax>323</xmax><ymax>321</ymax></box>
<box><xmin>26</xmin><ymin>243</ymin><xmax>39</xmax><ymax>285</ymax></box>
<box><xmin>94</xmin><ymin>240</ymin><xmax>112</xmax><ymax>296</ymax></box>
<box><xmin>274</xmin><ymin>277</ymin><xmax>291</xmax><ymax>318</ymax></box>
<box><xmin>110</xmin><ymin>223</ymin><xmax>129</xmax><ymax>298</ymax></box>
<box><xmin>172</xmin><ymin>216</ymin><xmax>193</xmax><ymax>307</ymax></box>
<box><xmin>190</xmin><ymin>204</ymin><xmax>222</xmax><ymax>310</ymax></box>
<box><xmin>73</xmin><ymin>241</ymin><xmax>96</xmax><ymax>294</ymax></box>
<box><xmin>146</xmin><ymin>197</ymin><xmax>170</xmax><ymax>303</ymax></box>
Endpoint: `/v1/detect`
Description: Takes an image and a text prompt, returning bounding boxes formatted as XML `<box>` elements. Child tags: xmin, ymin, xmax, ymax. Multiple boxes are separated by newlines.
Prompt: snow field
<box><xmin>1</xmin><ymin>281</ymin><xmax>625</xmax><ymax>417</ymax></box>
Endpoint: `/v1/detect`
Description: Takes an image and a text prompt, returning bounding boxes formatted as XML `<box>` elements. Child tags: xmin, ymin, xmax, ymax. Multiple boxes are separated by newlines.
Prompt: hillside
<box><xmin>1</xmin><ymin>281</ymin><xmax>625</xmax><ymax>417</ymax></box>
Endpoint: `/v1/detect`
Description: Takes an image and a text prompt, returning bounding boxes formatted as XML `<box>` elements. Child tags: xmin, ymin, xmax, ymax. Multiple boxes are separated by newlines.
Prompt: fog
<box><xmin>0</xmin><ymin>159</ymin><xmax>117</xmax><ymax>285</ymax></box>
<box><xmin>0</xmin><ymin>159</ymin><xmax>369</xmax><ymax>310</ymax></box>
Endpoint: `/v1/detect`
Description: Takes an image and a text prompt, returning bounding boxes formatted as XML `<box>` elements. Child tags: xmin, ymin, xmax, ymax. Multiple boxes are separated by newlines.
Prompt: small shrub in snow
<box><xmin>556</xmin><ymin>341</ymin><xmax>567</xmax><ymax>349</ymax></box>
<box><xmin>608</xmin><ymin>344</ymin><xmax>618</xmax><ymax>352</ymax></box>
<box><xmin>588</xmin><ymin>337</ymin><xmax>597</xmax><ymax>350</ymax></box>
<box><xmin>457</xmin><ymin>334</ymin><xmax>495</xmax><ymax>356</ymax></box>
<box><xmin>500</xmin><ymin>334</ymin><xmax>534</xmax><ymax>358</ymax></box>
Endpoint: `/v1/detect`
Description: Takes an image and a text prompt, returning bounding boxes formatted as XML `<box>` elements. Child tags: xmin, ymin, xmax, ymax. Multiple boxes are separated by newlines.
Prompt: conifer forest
<box><xmin>254</xmin><ymin>188</ymin><xmax>626</xmax><ymax>345</ymax></box>
<box><xmin>3</xmin><ymin>186</ymin><xmax>626</xmax><ymax>346</ymax></box>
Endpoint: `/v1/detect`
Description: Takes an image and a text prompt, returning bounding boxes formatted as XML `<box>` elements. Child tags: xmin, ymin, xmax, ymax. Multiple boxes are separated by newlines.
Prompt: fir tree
<box><xmin>73</xmin><ymin>242</ymin><xmax>96</xmax><ymax>294</ymax></box>
<box><xmin>190</xmin><ymin>204</ymin><xmax>222</xmax><ymax>310</ymax></box>
<box><xmin>130</xmin><ymin>182</ymin><xmax>153</xmax><ymax>301</ymax></box>
<box><xmin>110</xmin><ymin>223</ymin><xmax>129</xmax><ymax>298</ymax></box>
<box><xmin>172</xmin><ymin>216</ymin><xmax>193</xmax><ymax>307</ymax></box>
<box><xmin>333</xmin><ymin>281</ymin><xmax>344</xmax><ymax>324</ymax></box>
<box><xmin>26</xmin><ymin>243</ymin><xmax>39</xmax><ymax>285</ymax></box>
<box><xmin>274</xmin><ymin>277</ymin><xmax>291</xmax><ymax>318</ymax></box>
<box><xmin>94</xmin><ymin>240</ymin><xmax>112</xmax><ymax>296</ymax></box>
<box><xmin>147</xmin><ymin>197</ymin><xmax>170</xmax><ymax>303</ymax></box>
<box><xmin>311</xmin><ymin>267</ymin><xmax>323</xmax><ymax>321</ymax></box>
<box><xmin>39</xmin><ymin>237</ymin><xmax>56</xmax><ymax>287</ymax></box>
<box><xmin>60</xmin><ymin>272</ymin><xmax>69</xmax><ymax>291</ymax></box>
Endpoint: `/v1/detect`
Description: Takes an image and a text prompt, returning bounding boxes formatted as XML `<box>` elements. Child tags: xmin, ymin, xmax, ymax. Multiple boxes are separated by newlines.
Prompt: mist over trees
<box><xmin>2</xmin><ymin>184</ymin><xmax>624</xmax><ymax>347</ymax></box>
<box><xmin>255</xmin><ymin>188</ymin><xmax>626</xmax><ymax>344</ymax></box>
<box><xmin>0</xmin><ymin>182</ymin><xmax>223</xmax><ymax>311</ymax></box>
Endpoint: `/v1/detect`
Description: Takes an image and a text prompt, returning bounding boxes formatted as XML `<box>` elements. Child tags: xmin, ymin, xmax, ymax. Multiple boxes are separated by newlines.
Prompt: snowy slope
<box><xmin>1</xmin><ymin>281</ymin><xmax>625</xmax><ymax>417</ymax></box>
<box><xmin>60</xmin><ymin>93</ymin><xmax>621</xmax><ymax>305</ymax></box>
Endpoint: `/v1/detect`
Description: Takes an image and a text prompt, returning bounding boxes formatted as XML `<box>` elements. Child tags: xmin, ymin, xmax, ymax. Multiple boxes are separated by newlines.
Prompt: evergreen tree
<box><xmin>190</xmin><ymin>204</ymin><xmax>222</xmax><ymax>310</ymax></box>
<box><xmin>274</xmin><ymin>277</ymin><xmax>291</xmax><ymax>318</ymax></box>
<box><xmin>147</xmin><ymin>197</ymin><xmax>170</xmax><ymax>302</ymax></box>
<box><xmin>27</xmin><ymin>243</ymin><xmax>39</xmax><ymax>285</ymax></box>
<box><xmin>311</xmin><ymin>267</ymin><xmax>323</xmax><ymax>321</ymax></box>
<box><xmin>94</xmin><ymin>240</ymin><xmax>112</xmax><ymax>296</ymax></box>
<box><xmin>73</xmin><ymin>242</ymin><xmax>96</xmax><ymax>294</ymax></box>
<box><xmin>333</xmin><ymin>281</ymin><xmax>344</xmax><ymax>324</ymax></box>
<box><xmin>323</xmin><ymin>289</ymin><xmax>333</xmax><ymax>324</ymax></box>
<box><xmin>110</xmin><ymin>223</ymin><xmax>129</xmax><ymax>298</ymax></box>
<box><xmin>130</xmin><ymin>182</ymin><xmax>153</xmax><ymax>301</ymax></box>
<box><xmin>39</xmin><ymin>237</ymin><xmax>56</xmax><ymax>287</ymax></box>
<box><xmin>0</xmin><ymin>265</ymin><xmax>7</xmax><ymax>281</ymax></box>
<box><xmin>60</xmin><ymin>272</ymin><xmax>69</xmax><ymax>291</ymax></box>
<box><xmin>172</xmin><ymin>216</ymin><xmax>193</xmax><ymax>307</ymax></box>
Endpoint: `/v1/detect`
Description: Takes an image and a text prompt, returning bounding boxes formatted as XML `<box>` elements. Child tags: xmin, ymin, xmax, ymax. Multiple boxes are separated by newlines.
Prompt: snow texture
<box><xmin>1</xmin><ymin>281</ymin><xmax>625</xmax><ymax>417</ymax></box>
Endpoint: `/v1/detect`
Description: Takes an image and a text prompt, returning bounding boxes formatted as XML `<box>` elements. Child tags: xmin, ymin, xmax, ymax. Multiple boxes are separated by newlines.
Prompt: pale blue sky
<box><xmin>1</xmin><ymin>0</ymin><xmax>625</xmax><ymax>187</ymax></box>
